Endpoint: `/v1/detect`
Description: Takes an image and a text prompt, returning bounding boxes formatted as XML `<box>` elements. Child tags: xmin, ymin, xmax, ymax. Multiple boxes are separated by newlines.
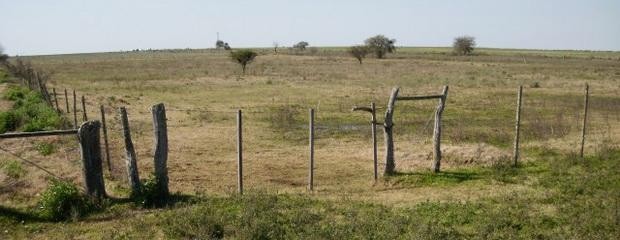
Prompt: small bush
<box><xmin>163</xmin><ymin>205</ymin><xmax>225</xmax><ymax>239</ymax></box>
<box><xmin>453</xmin><ymin>36</ymin><xmax>476</xmax><ymax>55</ymax></box>
<box><xmin>37</xmin><ymin>180</ymin><xmax>94</xmax><ymax>221</ymax></box>
<box><xmin>35</xmin><ymin>142</ymin><xmax>56</xmax><ymax>156</ymax></box>
<box><xmin>0</xmin><ymin>111</ymin><xmax>18</xmax><ymax>133</ymax></box>
<box><xmin>1</xmin><ymin>160</ymin><xmax>26</xmax><ymax>179</ymax></box>
<box><xmin>136</xmin><ymin>175</ymin><xmax>168</xmax><ymax>208</ymax></box>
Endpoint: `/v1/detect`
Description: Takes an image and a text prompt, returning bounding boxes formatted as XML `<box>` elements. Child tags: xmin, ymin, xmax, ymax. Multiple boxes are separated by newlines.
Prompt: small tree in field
<box><xmin>453</xmin><ymin>36</ymin><xmax>476</xmax><ymax>55</ymax></box>
<box><xmin>365</xmin><ymin>35</ymin><xmax>396</xmax><ymax>59</ymax></box>
<box><xmin>230</xmin><ymin>49</ymin><xmax>257</xmax><ymax>74</ymax></box>
<box><xmin>293</xmin><ymin>41</ymin><xmax>309</xmax><ymax>51</ymax></box>
<box><xmin>216</xmin><ymin>40</ymin><xmax>231</xmax><ymax>50</ymax></box>
<box><xmin>348</xmin><ymin>45</ymin><xmax>369</xmax><ymax>64</ymax></box>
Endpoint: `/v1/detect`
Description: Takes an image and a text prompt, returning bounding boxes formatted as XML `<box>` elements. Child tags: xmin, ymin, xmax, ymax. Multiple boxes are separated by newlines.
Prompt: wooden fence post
<box><xmin>100</xmin><ymin>105</ymin><xmax>111</xmax><ymax>173</ymax></box>
<box><xmin>152</xmin><ymin>103</ymin><xmax>169</xmax><ymax>197</ymax></box>
<box><xmin>73</xmin><ymin>90</ymin><xmax>77</xmax><ymax>127</ymax></box>
<box><xmin>580</xmin><ymin>83</ymin><xmax>589</xmax><ymax>158</ymax></box>
<box><xmin>120</xmin><ymin>107</ymin><xmax>141</xmax><ymax>196</ymax></box>
<box><xmin>371</xmin><ymin>102</ymin><xmax>378</xmax><ymax>181</ymax></box>
<box><xmin>82</xmin><ymin>96</ymin><xmax>88</xmax><ymax>121</ymax></box>
<box><xmin>52</xmin><ymin>88</ymin><xmax>60</xmax><ymax>113</ymax></box>
<box><xmin>78</xmin><ymin>121</ymin><xmax>106</xmax><ymax>200</ymax></box>
<box><xmin>513</xmin><ymin>86</ymin><xmax>523</xmax><ymax>166</ymax></box>
<box><xmin>431</xmin><ymin>86</ymin><xmax>449</xmax><ymax>173</ymax></box>
<box><xmin>64</xmin><ymin>89</ymin><xmax>70</xmax><ymax>113</ymax></box>
<box><xmin>383</xmin><ymin>87</ymin><xmax>400</xmax><ymax>175</ymax></box>
<box><xmin>237</xmin><ymin>109</ymin><xmax>243</xmax><ymax>194</ymax></box>
<box><xmin>308</xmin><ymin>108</ymin><xmax>315</xmax><ymax>191</ymax></box>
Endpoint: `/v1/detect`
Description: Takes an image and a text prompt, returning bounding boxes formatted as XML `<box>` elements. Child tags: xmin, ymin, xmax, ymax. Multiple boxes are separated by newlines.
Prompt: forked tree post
<box><xmin>383</xmin><ymin>87</ymin><xmax>400</xmax><ymax>175</ymax></box>
<box><xmin>64</xmin><ymin>89</ymin><xmax>70</xmax><ymax>113</ymax></box>
<box><xmin>81</xmin><ymin>96</ymin><xmax>88</xmax><ymax>121</ymax></box>
<box><xmin>78</xmin><ymin>121</ymin><xmax>106</xmax><ymax>200</ymax></box>
<box><xmin>237</xmin><ymin>109</ymin><xmax>243</xmax><ymax>194</ymax></box>
<box><xmin>580</xmin><ymin>83</ymin><xmax>589</xmax><ymax>158</ymax></box>
<box><xmin>73</xmin><ymin>90</ymin><xmax>77</xmax><ymax>127</ymax></box>
<box><xmin>152</xmin><ymin>103</ymin><xmax>169</xmax><ymax>197</ymax></box>
<box><xmin>52</xmin><ymin>88</ymin><xmax>60</xmax><ymax>113</ymax></box>
<box><xmin>120</xmin><ymin>107</ymin><xmax>141</xmax><ymax>196</ymax></box>
<box><xmin>513</xmin><ymin>86</ymin><xmax>523</xmax><ymax>166</ymax></box>
<box><xmin>431</xmin><ymin>86</ymin><xmax>449</xmax><ymax>173</ymax></box>
<box><xmin>308</xmin><ymin>108</ymin><xmax>315</xmax><ymax>191</ymax></box>
<box><xmin>100</xmin><ymin>105</ymin><xmax>112</xmax><ymax>172</ymax></box>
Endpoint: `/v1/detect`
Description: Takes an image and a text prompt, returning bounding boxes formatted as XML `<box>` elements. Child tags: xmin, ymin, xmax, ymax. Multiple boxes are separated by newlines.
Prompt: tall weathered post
<box><xmin>100</xmin><ymin>105</ymin><xmax>111</xmax><ymax>172</ymax></box>
<box><xmin>120</xmin><ymin>107</ymin><xmax>141</xmax><ymax>196</ymax></box>
<box><xmin>52</xmin><ymin>88</ymin><xmax>60</xmax><ymax>113</ymax></box>
<box><xmin>152</xmin><ymin>103</ymin><xmax>169</xmax><ymax>197</ymax></box>
<box><xmin>237</xmin><ymin>109</ymin><xmax>243</xmax><ymax>194</ymax></box>
<box><xmin>383</xmin><ymin>87</ymin><xmax>400</xmax><ymax>175</ymax></box>
<box><xmin>513</xmin><ymin>86</ymin><xmax>523</xmax><ymax>166</ymax></box>
<box><xmin>371</xmin><ymin>102</ymin><xmax>378</xmax><ymax>181</ymax></box>
<box><xmin>308</xmin><ymin>108</ymin><xmax>315</xmax><ymax>191</ymax></box>
<box><xmin>81</xmin><ymin>95</ymin><xmax>88</xmax><ymax>121</ymax></box>
<box><xmin>78</xmin><ymin>121</ymin><xmax>106</xmax><ymax>200</ymax></box>
<box><xmin>580</xmin><ymin>83</ymin><xmax>589</xmax><ymax>158</ymax></box>
<box><xmin>431</xmin><ymin>86</ymin><xmax>449</xmax><ymax>173</ymax></box>
<box><xmin>64</xmin><ymin>89</ymin><xmax>70</xmax><ymax>113</ymax></box>
<box><xmin>73</xmin><ymin>90</ymin><xmax>77</xmax><ymax>127</ymax></box>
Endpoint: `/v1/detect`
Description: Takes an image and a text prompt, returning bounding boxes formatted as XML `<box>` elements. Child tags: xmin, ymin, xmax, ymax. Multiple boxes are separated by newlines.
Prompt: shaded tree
<box><xmin>273</xmin><ymin>42</ymin><xmax>279</xmax><ymax>54</ymax></box>
<box><xmin>230</xmin><ymin>49</ymin><xmax>257</xmax><ymax>74</ymax></box>
<box><xmin>453</xmin><ymin>36</ymin><xmax>476</xmax><ymax>55</ymax></box>
<box><xmin>216</xmin><ymin>40</ymin><xmax>231</xmax><ymax>50</ymax></box>
<box><xmin>365</xmin><ymin>35</ymin><xmax>396</xmax><ymax>59</ymax></box>
<box><xmin>348</xmin><ymin>45</ymin><xmax>369</xmax><ymax>64</ymax></box>
<box><xmin>293</xmin><ymin>41</ymin><xmax>309</xmax><ymax>51</ymax></box>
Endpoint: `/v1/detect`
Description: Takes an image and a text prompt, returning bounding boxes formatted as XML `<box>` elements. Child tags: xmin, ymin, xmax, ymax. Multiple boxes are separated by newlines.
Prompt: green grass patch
<box><xmin>0</xmin><ymin>86</ymin><xmax>62</xmax><ymax>133</ymax></box>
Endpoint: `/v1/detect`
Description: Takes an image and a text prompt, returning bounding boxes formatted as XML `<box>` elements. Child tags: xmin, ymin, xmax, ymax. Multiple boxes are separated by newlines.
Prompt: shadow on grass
<box><xmin>0</xmin><ymin>205</ymin><xmax>48</xmax><ymax>222</ymax></box>
<box><xmin>387</xmin><ymin>170</ymin><xmax>481</xmax><ymax>187</ymax></box>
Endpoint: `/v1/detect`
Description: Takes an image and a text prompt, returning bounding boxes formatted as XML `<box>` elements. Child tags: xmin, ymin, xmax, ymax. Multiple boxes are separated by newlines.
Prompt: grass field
<box><xmin>1</xmin><ymin>47</ymin><xmax>619</xmax><ymax>238</ymax></box>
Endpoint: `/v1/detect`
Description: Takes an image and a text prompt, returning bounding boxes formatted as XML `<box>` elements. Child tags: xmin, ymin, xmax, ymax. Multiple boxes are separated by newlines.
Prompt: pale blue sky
<box><xmin>1</xmin><ymin>0</ymin><xmax>619</xmax><ymax>55</ymax></box>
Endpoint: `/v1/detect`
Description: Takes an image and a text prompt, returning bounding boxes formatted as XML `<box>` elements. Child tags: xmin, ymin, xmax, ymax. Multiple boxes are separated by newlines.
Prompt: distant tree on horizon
<box><xmin>273</xmin><ymin>42</ymin><xmax>279</xmax><ymax>54</ymax></box>
<box><xmin>216</xmin><ymin>40</ymin><xmax>231</xmax><ymax>50</ymax></box>
<box><xmin>0</xmin><ymin>44</ymin><xmax>8</xmax><ymax>63</ymax></box>
<box><xmin>365</xmin><ymin>35</ymin><xmax>396</xmax><ymax>59</ymax></box>
<box><xmin>293</xmin><ymin>41</ymin><xmax>309</xmax><ymax>51</ymax></box>
<box><xmin>453</xmin><ymin>36</ymin><xmax>476</xmax><ymax>55</ymax></box>
<box><xmin>230</xmin><ymin>49</ymin><xmax>257</xmax><ymax>74</ymax></box>
<box><xmin>348</xmin><ymin>45</ymin><xmax>370</xmax><ymax>64</ymax></box>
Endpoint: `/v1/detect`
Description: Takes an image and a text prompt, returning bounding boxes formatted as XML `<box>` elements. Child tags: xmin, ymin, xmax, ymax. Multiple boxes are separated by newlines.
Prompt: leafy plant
<box><xmin>35</xmin><ymin>142</ymin><xmax>56</xmax><ymax>156</ymax></box>
<box><xmin>365</xmin><ymin>35</ymin><xmax>396</xmax><ymax>58</ymax></box>
<box><xmin>1</xmin><ymin>160</ymin><xmax>26</xmax><ymax>179</ymax></box>
<box><xmin>37</xmin><ymin>180</ymin><xmax>94</xmax><ymax>221</ymax></box>
<box><xmin>348</xmin><ymin>45</ymin><xmax>370</xmax><ymax>64</ymax></box>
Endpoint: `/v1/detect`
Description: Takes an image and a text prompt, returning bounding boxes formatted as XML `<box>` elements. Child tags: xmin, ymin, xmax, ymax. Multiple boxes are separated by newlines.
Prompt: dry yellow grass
<box><xmin>1</xmin><ymin>48</ymin><xmax>619</xmax><ymax>207</ymax></box>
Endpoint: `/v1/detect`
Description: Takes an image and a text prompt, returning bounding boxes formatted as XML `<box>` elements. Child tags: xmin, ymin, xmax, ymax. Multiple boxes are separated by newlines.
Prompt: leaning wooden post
<box><xmin>120</xmin><ymin>107</ymin><xmax>141</xmax><ymax>196</ymax></box>
<box><xmin>383</xmin><ymin>87</ymin><xmax>400</xmax><ymax>175</ymax></box>
<box><xmin>371</xmin><ymin>102</ymin><xmax>378</xmax><ymax>181</ymax></box>
<box><xmin>64</xmin><ymin>89</ymin><xmax>70</xmax><ymax>113</ymax></box>
<box><xmin>308</xmin><ymin>108</ymin><xmax>315</xmax><ymax>191</ymax></box>
<box><xmin>513</xmin><ymin>86</ymin><xmax>523</xmax><ymax>166</ymax></box>
<box><xmin>100</xmin><ymin>105</ymin><xmax>112</xmax><ymax>173</ymax></box>
<box><xmin>73</xmin><ymin>90</ymin><xmax>77</xmax><ymax>127</ymax></box>
<box><xmin>78</xmin><ymin>121</ymin><xmax>106</xmax><ymax>200</ymax></box>
<box><xmin>52</xmin><ymin>88</ymin><xmax>60</xmax><ymax>113</ymax></box>
<box><xmin>152</xmin><ymin>103</ymin><xmax>169</xmax><ymax>197</ymax></box>
<box><xmin>431</xmin><ymin>86</ymin><xmax>449</xmax><ymax>173</ymax></box>
<box><xmin>237</xmin><ymin>109</ymin><xmax>243</xmax><ymax>194</ymax></box>
<box><xmin>580</xmin><ymin>83</ymin><xmax>589</xmax><ymax>158</ymax></box>
<box><xmin>81</xmin><ymin>95</ymin><xmax>88</xmax><ymax>121</ymax></box>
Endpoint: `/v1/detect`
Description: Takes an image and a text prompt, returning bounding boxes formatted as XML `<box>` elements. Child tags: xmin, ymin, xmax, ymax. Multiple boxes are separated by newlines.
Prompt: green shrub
<box><xmin>163</xmin><ymin>205</ymin><xmax>225</xmax><ymax>239</ymax></box>
<box><xmin>136</xmin><ymin>176</ymin><xmax>168</xmax><ymax>208</ymax></box>
<box><xmin>35</xmin><ymin>142</ymin><xmax>56</xmax><ymax>156</ymax></box>
<box><xmin>37</xmin><ymin>180</ymin><xmax>93</xmax><ymax>221</ymax></box>
<box><xmin>1</xmin><ymin>86</ymin><xmax>62</xmax><ymax>132</ymax></box>
<box><xmin>0</xmin><ymin>111</ymin><xmax>18</xmax><ymax>133</ymax></box>
<box><xmin>1</xmin><ymin>160</ymin><xmax>26</xmax><ymax>179</ymax></box>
